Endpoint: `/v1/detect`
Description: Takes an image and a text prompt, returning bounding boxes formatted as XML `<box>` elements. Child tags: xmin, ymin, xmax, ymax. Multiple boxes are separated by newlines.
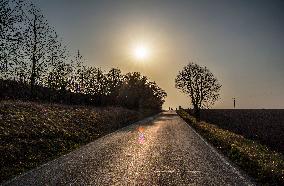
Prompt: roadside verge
<box><xmin>177</xmin><ymin>109</ymin><xmax>284</xmax><ymax>185</ymax></box>
<box><xmin>0</xmin><ymin>100</ymin><xmax>158</xmax><ymax>183</ymax></box>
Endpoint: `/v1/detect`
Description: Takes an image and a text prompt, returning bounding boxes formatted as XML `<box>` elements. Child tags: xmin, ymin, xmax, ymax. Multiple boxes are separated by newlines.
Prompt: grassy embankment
<box><xmin>177</xmin><ymin>109</ymin><xmax>284</xmax><ymax>185</ymax></box>
<box><xmin>0</xmin><ymin>100</ymin><xmax>150</xmax><ymax>183</ymax></box>
<box><xmin>190</xmin><ymin>109</ymin><xmax>284</xmax><ymax>154</ymax></box>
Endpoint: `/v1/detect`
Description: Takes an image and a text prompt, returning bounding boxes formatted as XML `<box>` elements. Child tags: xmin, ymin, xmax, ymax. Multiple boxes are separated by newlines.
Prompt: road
<box><xmin>4</xmin><ymin>111</ymin><xmax>254</xmax><ymax>186</ymax></box>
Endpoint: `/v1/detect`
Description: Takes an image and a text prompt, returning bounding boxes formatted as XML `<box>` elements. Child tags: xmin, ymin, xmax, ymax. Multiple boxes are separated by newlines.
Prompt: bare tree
<box><xmin>45</xmin><ymin>39</ymin><xmax>70</xmax><ymax>91</ymax></box>
<box><xmin>68</xmin><ymin>51</ymin><xmax>108</xmax><ymax>105</ymax></box>
<box><xmin>105</xmin><ymin>68</ymin><xmax>123</xmax><ymax>104</ymax></box>
<box><xmin>0</xmin><ymin>1</ymin><xmax>168</xmax><ymax>110</ymax></box>
<box><xmin>69</xmin><ymin>50</ymin><xmax>86</xmax><ymax>93</ymax></box>
<box><xmin>21</xmin><ymin>3</ymin><xmax>58</xmax><ymax>96</ymax></box>
<box><xmin>106</xmin><ymin>68</ymin><xmax>123</xmax><ymax>94</ymax></box>
<box><xmin>0</xmin><ymin>0</ymin><xmax>24</xmax><ymax>80</ymax></box>
<box><xmin>175</xmin><ymin>62</ymin><xmax>221</xmax><ymax>119</ymax></box>
<box><xmin>83</xmin><ymin>66</ymin><xmax>101</xmax><ymax>96</ymax></box>
<box><xmin>94</xmin><ymin>68</ymin><xmax>107</xmax><ymax>96</ymax></box>
<box><xmin>87</xmin><ymin>67</ymin><xmax>108</xmax><ymax>105</ymax></box>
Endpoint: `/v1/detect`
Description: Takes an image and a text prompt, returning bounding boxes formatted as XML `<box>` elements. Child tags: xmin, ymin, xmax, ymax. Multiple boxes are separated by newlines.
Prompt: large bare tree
<box><xmin>21</xmin><ymin>3</ymin><xmax>58</xmax><ymax>96</ymax></box>
<box><xmin>175</xmin><ymin>62</ymin><xmax>221</xmax><ymax>119</ymax></box>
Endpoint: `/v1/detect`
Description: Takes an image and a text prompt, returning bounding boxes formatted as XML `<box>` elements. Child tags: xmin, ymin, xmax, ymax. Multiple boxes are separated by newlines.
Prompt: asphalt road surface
<box><xmin>4</xmin><ymin>111</ymin><xmax>255</xmax><ymax>186</ymax></box>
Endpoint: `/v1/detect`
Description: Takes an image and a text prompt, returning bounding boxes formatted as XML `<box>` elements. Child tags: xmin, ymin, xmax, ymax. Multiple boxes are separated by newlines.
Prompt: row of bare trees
<box><xmin>0</xmin><ymin>0</ymin><xmax>167</xmax><ymax>111</ymax></box>
<box><xmin>1</xmin><ymin>0</ymin><xmax>64</xmax><ymax>88</ymax></box>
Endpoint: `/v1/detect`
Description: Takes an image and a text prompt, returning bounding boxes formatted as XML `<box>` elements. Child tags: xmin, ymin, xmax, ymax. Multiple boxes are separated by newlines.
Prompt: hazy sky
<box><xmin>35</xmin><ymin>0</ymin><xmax>284</xmax><ymax>109</ymax></box>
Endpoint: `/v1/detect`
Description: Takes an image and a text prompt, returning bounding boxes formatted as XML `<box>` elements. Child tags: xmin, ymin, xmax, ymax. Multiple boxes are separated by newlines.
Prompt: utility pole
<box><xmin>232</xmin><ymin>98</ymin><xmax>236</xmax><ymax>109</ymax></box>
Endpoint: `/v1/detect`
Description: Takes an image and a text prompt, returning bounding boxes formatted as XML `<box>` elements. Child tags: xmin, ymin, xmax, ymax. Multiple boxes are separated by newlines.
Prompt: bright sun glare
<box><xmin>133</xmin><ymin>45</ymin><xmax>149</xmax><ymax>60</ymax></box>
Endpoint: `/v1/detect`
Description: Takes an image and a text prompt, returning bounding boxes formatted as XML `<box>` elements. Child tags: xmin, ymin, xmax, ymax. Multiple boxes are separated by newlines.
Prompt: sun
<box><xmin>133</xmin><ymin>45</ymin><xmax>149</xmax><ymax>60</ymax></box>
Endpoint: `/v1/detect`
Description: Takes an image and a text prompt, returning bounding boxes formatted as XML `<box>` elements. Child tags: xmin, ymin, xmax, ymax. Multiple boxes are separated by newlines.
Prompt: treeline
<box><xmin>0</xmin><ymin>0</ymin><xmax>166</xmax><ymax>111</ymax></box>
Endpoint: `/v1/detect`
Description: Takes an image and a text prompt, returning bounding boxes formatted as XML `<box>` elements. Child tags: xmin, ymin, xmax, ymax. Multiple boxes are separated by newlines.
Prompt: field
<box><xmin>178</xmin><ymin>109</ymin><xmax>284</xmax><ymax>185</ymax></box>
<box><xmin>188</xmin><ymin>109</ymin><xmax>284</xmax><ymax>154</ymax></box>
<box><xmin>0</xmin><ymin>100</ymin><xmax>144</xmax><ymax>183</ymax></box>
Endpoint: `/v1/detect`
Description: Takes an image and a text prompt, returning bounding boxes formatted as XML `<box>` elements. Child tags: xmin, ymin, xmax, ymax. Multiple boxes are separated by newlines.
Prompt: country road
<box><xmin>4</xmin><ymin>111</ymin><xmax>255</xmax><ymax>186</ymax></box>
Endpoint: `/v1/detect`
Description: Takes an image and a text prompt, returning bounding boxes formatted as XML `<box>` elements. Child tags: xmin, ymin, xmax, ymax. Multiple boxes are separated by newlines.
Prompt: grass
<box><xmin>190</xmin><ymin>109</ymin><xmax>284</xmax><ymax>154</ymax></box>
<box><xmin>177</xmin><ymin>109</ymin><xmax>284</xmax><ymax>185</ymax></box>
<box><xmin>0</xmin><ymin>100</ymin><xmax>147</xmax><ymax>183</ymax></box>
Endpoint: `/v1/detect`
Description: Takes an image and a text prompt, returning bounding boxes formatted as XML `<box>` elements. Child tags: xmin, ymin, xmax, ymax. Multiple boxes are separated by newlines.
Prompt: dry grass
<box><xmin>191</xmin><ymin>109</ymin><xmax>284</xmax><ymax>154</ymax></box>
<box><xmin>177</xmin><ymin>109</ymin><xmax>284</xmax><ymax>185</ymax></box>
<box><xmin>0</xmin><ymin>100</ymin><xmax>143</xmax><ymax>183</ymax></box>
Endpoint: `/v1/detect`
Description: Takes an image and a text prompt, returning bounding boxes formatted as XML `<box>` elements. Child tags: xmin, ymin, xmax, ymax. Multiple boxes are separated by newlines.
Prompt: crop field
<box><xmin>187</xmin><ymin>109</ymin><xmax>284</xmax><ymax>154</ymax></box>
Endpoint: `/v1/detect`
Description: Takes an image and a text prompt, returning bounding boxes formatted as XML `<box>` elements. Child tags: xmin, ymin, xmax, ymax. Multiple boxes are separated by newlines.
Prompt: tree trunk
<box><xmin>194</xmin><ymin>106</ymin><xmax>201</xmax><ymax>121</ymax></box>
<box><xmin>30</xmin><ymin>70</ymin><xmax>35</xmax><ymax>98</ymax></box>
<box><xmin>30</xmin><ymin>14</ymin><xmax>37</xmax><ymax>99</ymax></box>
<box><xmin>30</xmin><ymin>56</ymin><xmax>36</xmax><ymax>98</ymax></box>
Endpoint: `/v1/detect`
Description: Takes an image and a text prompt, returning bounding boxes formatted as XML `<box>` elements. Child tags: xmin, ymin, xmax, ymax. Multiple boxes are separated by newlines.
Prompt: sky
<box><xmin>35</xmin><ymin>0</ymin><xmax>284</xmax><ymax>109</ymax></box>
